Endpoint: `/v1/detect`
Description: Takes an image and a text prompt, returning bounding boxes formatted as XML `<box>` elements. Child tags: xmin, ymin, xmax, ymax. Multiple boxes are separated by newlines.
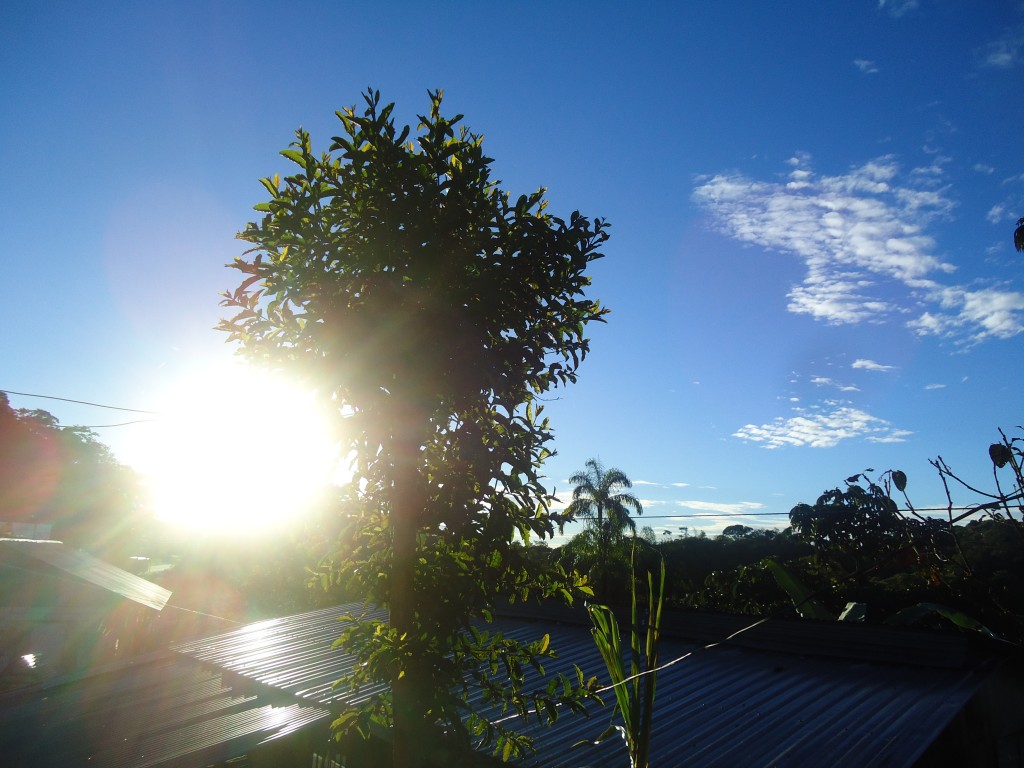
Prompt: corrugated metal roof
<box><xmin>0</xmin><ymin>539</ymin><xmax>171</xmax><ymax>610</ymax></box>
<box><xmin>512</xmin><ymin>630</ymin><xmax>984</xmax><ymax>767</ymax></box>
<box><xmin>175</xmin><ymin>604</ymin><xmax>391</xmax><ymax>707</ymax></box>
<box><xmin>174</xmin><ymin>603</ymin><xmax>991</xmax><ymax>767</ymax></box>
<box><xmin>0</xmin><ymin>652</ymin><xmax>332</xmax><ymax>768</ymax></box>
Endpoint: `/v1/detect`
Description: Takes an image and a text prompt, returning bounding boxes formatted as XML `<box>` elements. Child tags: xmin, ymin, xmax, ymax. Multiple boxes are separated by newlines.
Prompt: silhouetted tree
<box><xmin>565</xmin><ymin>458</ymin><xmax>643</xmax><ymax>600</ymax></box>
<box><xmin>219</xmin><ymin>90</ymin><xmax>607</xmax><ymax>764</ymax></box>
<box><xmin>789</xmin><ymin>474</ymin><xmax>912</xmax><ymax>578</ymax></box>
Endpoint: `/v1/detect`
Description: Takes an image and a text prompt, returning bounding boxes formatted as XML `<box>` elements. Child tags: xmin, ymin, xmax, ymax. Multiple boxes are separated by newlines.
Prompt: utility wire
<box><xmin>1</xmin><ymin>389</ymin><xmax>158</xmax><ymax>415</ymax></box>
<box><xmin>619</xmin><ymin>506</ymin><xmax>997</xmax><ymax>521</ymax></box>
<box><xmin>76</xmin><ymin>420</ymin><xmax>159</xmax><ymax>429</ymax></box>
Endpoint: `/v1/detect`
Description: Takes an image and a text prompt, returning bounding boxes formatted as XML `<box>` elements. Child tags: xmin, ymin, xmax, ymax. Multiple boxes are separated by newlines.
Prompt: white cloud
<box><xmin>632</xmin><ymin>480</ymin><xmax>661</xmax><ymax>486</ymax></box>
<box><xmin>670</xmin><ymin>482</ymin><xmax>690</xmax><ymax>488</ymax></box>
<box><xmin>811</xmin><ymin>375</ymin><xmax>860</xmax><ymax>392</ymax></box>
<box><xmin>974</xmin><ymin>164</ymin><xmax>995</xmax><ymax>175</ymax></box>
<box><xmin>924</xmin><ymin>383</ymin><xmax>946</xmax><ymax>390</ymax></box>
<box><xmin>852</xmin><ymin>358</ymin><xmax>896</xmax><ymax>371</ymax></box>
<box><xmin>638</xmin><ymin>498</ymin><xmax>666</xmax><ymax>507</ymax></box>
<box><xmin>988</xmin><ymin>204</ymin><xmax>1008</xmax><ymax>224</ymax></box>
<box><xmin>878</xmin><ymin>0</ymin><xmax>919</xmax><ymax>17</ymax></box>
<box><xmin>693</xmin><ymin>157</ymin><xmax>1024</xmax><ymax>343</ymax></box>
<box><xmin>674</xmin><ymin>500</ymin><xmax>765</xmax><ymax>514</ymax></box>
<box><xmin>866</xmin><ymin>428</ymin><xmax>914</xmax><ymax>444</ymax></box>
<box><xmin>907</xmin><ymin>286</ymin><xmax>1024</xmax><ymax>341</ymax></box>
<box><xmin>978</xmin><ymin>25</ymin><xmax>1024</xmax><ymax>69</ymax></box>
<box><xmin>854</xmin><ymin>59</ymin><xmax>879</xmax><ymax>74</ymax></box>
<box><xmin>733</xmin><ymin>405</ymin><xmax>909</xmax><ymax>449</ymax></box>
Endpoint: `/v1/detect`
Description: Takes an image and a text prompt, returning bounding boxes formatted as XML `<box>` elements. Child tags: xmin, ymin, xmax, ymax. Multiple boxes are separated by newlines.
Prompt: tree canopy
<box><xmin>563</xmin><ymin>458</ymin><xmax>643</xmax><ymax>601</ymax></box>
<box><xmin>219</xmin><ymin>89</ymin><xmax>609</xmax><ymax>764</ymax></box>
<box><xmin>0</xmin><ymin>392</ymin><xmax>144</xmax><ymax>559</ymax></box>
<box><xmin>566</xmin><ymin>458</ymin><xmax>643</xmax><ymax>537</ymax></box>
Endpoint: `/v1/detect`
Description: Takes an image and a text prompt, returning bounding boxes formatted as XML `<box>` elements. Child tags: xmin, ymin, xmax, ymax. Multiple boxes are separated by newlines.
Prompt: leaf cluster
<box><xmin>788</xmin><ymin>473</ymin><xmax>913</xmax><ymax>575</ymax></box>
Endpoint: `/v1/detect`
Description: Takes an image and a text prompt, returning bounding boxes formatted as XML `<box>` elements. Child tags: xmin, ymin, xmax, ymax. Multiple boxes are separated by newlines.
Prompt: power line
<box><xmin>1</xmin><ymin>389</ymin><xmax>158</xmax><ymax>415</ymax></box>
<box><xmin>77</xmin><ymin>420</ymin><xmax>159</xmax><ymax>429</ymax></box>
<box><xmin>640</xmin><ymin>512</ymin><xmax>792</xmax><ymax>519</ymax></box>
<box><xmin>637</xmin><ymin>506</ymin><xmax>995</xmax><ymax>521</ymax></box>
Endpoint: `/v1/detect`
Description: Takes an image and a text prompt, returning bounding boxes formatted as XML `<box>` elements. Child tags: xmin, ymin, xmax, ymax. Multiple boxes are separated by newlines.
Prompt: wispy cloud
<box><xmin>854</xmin><ymin>59</ymin><xmax>879</xmax><ymax>74</ymax></box>
<box><xmin>674</xmin><ymin>500</ymin><xmax>765</xmax><ymax>514</ymax></box>
<box><xmin>878</xmin><ymin>0</ymin><xmax>919</xmax><ymax>18</ymax></box>
<box><xmin>733</xmin><ymin>404</ymin><xmax>910</xmax><ymax>449</ymax></box>
<box><xmin>988</xmin><ymin>204</ymin><xmax>1008</xmax><ymax>224</ymax></box>
<box><xmin>637</xmin><ymin>498</ymin><xmax>667</xmax><ymax>507</ymax></box>
<box><xmin>633</xmin><ymin>480</ymin><xmax>691</xmax><ymax>489</ymax></box>
<box><xmin>924</xmin><ymin>383</ymin><xmax>946</xmax><ymax>390</ymax></box>
<box><xmin>852</xmin><ymin>358</ymin><xmax>896</xmax><ymax>372</ymax></box>
<box><xmin>811</xmin><ymin>375</ymin><xmax>859</xmax><ymax>392</ymax></box>
<box><xmin>978</xmin><ymin>24</ymin><xmax>1024</xmax><ymax>69</ymax></box>
<box><xmin>692</xmin><ymin>156</ymin><xmax>1024</xmax><ymax>343</ymax></box>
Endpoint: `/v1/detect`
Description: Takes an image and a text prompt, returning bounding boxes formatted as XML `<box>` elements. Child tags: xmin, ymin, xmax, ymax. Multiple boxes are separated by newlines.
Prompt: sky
<box><xmin>2</xmin><ymin>1</ymin><xmax>1023</xmax><ymax>540</ymax></box>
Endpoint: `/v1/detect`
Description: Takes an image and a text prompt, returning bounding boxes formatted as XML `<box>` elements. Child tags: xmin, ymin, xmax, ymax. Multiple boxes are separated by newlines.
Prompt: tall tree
<box><xmin>565</xmin><ymin>459</ymin><xmax>643</xmax><ymax>599</ymax></box>
<box><xmin>219</xmin><ymin>90</ymin><xmax>607</xmax><ymax>764</ymax></box>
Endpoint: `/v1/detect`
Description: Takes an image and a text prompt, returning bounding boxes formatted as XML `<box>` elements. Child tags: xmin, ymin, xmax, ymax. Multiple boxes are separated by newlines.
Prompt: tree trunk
<box><xmin>598</xmin><ymin>502</ymin><xmax>609</xmax><ymax>601</ymax></box>
<box><xmin>391</xmin><ymin>422</ymin><xmax>426</xmax><ymax>767</ymax></box>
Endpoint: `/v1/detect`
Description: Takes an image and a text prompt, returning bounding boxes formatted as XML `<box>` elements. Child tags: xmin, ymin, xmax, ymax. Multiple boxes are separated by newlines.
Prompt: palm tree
<box><xmin>566</xmin><ymin>458</ymin><xmax>643</xmax><ymax>600</ymax></box>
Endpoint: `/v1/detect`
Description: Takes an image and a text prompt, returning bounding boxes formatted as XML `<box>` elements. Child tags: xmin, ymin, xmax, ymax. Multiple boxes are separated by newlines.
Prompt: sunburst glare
<box><xmin>140</xmin><ymin>361</ymin><xmax>339</xmax><ymax>532</ymax></box>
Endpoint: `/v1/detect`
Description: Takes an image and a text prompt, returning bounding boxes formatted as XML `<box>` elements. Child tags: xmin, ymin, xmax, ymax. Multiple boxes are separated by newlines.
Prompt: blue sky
<box><xmin>3</xmin><ymin>1</ymin><xmax>1022</xmax><ymax>538</ymax></box>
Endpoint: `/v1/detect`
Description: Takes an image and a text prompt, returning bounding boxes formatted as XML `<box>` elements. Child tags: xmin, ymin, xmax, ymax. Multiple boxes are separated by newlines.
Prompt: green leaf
<box><xmin>989</xmin><ymin>443</ymin><xmax>1012</xmax><ymax>468</ymax></box>
<box><xmin>280</xmin><ymin>148</ymin><xmax>305</xmax><ymax>164</ymax></box>
<box><xmin>892</xmin><ymin>470</ymin><xmax>907</xmax><ymax>492</ymax></box>
<box><xmin>764</xmin><ymin>559</ymin><xmax>834</xmax><ymax>621</ymax></box>
<box><xmin>572</xmin><ymin>725</ymin><xmax>620</xmax><ymax>750</ymax></box>
<box><xmin>886</xmin><ymin>602</ymin><xmax>1006</xmax><ymax>641</ymax></box>
<box><xmin>838</xmin><ymin>602</ymin><xmax>866</xmax><ymax>622</ymax></box>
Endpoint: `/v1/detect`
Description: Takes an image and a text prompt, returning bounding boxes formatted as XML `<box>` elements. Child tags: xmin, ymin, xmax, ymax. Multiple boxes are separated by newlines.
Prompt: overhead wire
<box><xmin>1</xmin><ymin>388</ymin><xmax>158</xmax><ymax>415</ymax></box>
<box><xmin>75</xmin><ymin>420</ymin><xmax>159</xmax><ymax>429</ymax></box>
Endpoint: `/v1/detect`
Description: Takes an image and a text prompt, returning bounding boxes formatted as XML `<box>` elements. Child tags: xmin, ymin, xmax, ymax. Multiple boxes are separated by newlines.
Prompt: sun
<box><xmin>141</xmin><ymin>361</ymin><xmax>340</xmax><ymax>532</ymax></box>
